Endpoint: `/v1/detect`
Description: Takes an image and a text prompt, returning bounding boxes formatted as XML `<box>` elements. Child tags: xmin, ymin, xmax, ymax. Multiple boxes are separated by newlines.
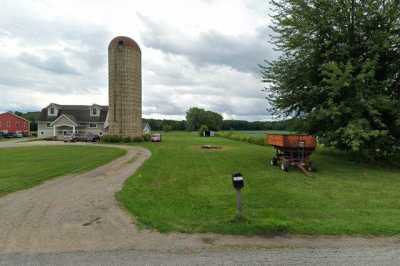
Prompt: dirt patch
<box><xmin>201</xmin><ymin>237</ymin><xmax>217</xmax><ymax>245</ymax></box>
<box><xmin>201</xmin><ymin>145</ymin><xmax>222</xmax><ymax>150</ymax></box>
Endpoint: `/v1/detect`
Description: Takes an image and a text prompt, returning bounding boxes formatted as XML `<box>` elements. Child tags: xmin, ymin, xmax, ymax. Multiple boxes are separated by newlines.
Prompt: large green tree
<box><xmin>263</xmin><ymin>0</ymin><xmax>400</xmax><ymax>159</ymax></box>
<box><xmin>186</xmin><ymin>107</ymin><xmax>223</xmax><ymax>131</ymax></box>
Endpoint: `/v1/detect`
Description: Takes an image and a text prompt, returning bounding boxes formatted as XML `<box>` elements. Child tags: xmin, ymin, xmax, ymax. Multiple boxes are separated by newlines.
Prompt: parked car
<box><xmin>64</xmin><ymin>133</ymin><xmax>100</xmax><ymax>143</ymax></box>
<box><xmin>64</xmin><ymin>133</ymin><xmax>78</xmax><ymax>142</ymax></box>
<box><xmin>151</xmin><ymin>133</ymin><xmax>161</xmax><ymax>142</ymax></box>
<box><xmin>82</xmin><ymin>132</ymin><xmax>100</xmax><ymax>142</ymax></box>
<box><xmin>4</xmin><ymin>132</ymin><xmax>17</xmax><ymax>138</ymax></box>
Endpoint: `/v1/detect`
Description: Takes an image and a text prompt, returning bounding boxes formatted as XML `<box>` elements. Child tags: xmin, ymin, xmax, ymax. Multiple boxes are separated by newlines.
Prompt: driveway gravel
<box><xmin>1</xmin><ymin>247</ymin><xmax>400</xmax><ymax>266</ymax></box>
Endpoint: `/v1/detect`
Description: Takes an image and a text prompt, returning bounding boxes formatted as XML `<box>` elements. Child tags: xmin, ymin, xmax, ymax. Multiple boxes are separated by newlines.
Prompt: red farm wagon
<box><xmin>266</xmin><ymin>134</ymin><xmax>317</xmax><ymax>174</ymax></box>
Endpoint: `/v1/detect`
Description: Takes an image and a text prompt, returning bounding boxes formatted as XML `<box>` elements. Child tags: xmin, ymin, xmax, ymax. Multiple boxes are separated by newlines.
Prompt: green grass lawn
<box><xmin>0</xmin><ymin>146</ymin><xmax>126</xmax><ymax>197</ymax></box>
<box><xmin>118</xmin><ymin>132</ymin><xmax>400</xmax><ymax>236</ymax></box>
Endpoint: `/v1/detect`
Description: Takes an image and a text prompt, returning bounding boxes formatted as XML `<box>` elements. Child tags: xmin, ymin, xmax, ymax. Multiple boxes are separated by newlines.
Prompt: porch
<box><xmin>50</xmin><ymin>114</ymin><xmax>78</xmax><ymax>140</ymax></box>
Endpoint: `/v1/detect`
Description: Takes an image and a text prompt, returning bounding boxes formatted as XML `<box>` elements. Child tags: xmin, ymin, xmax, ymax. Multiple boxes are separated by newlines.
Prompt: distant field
<box><xmin>217</xmin><ymin>130</ymin><xmax>295</xmax><ymax>146</ymax></box>
<box><xmin>118</xmin><ymin>132</ymin><xmax>400</xmax><ymax>236</ymax></box>
<box><xmin>0</xmin><ymin>146</ymin><xmax>125</xmax><ymax>197</ymax></box>
<box><xmin>229</xmin><ymin>130</ymin><xmax>294</xmax><ymax>138</ymax></box>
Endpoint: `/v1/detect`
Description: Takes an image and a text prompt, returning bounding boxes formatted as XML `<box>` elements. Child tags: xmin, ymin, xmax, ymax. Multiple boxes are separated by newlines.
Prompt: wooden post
<box><xmin>236</xmin><ymin>189</ymin><xmax>242</xmax><ymax>217</ymax></box>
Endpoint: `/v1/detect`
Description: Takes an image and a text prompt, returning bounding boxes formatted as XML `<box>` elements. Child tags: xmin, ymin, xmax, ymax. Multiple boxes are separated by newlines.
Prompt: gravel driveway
<box><xmin>1</xmin><ymin>140</ymin><xmax>400</xmax><ymax>265</ymax></box>
<box><xmin>3</xmin><ymin>247</ymin><xmax>400</xmax><ymax>266</ymax></box>
<box><xmin>0</xmin><ymin>141</ymin><xmax>153</xmax><ymax>254</ymax></box>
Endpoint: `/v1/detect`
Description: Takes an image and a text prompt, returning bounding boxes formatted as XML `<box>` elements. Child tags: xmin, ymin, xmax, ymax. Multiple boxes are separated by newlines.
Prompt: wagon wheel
<box><xmin>307</xmin><ymin>162</ymin><xmax>316</xmax><ymax>172</ymax></box>
<box><xmin>270</xmin><ymin>157</ymin><xmax>278</xmax><ymax>166</ymax></box>
<box><xmin>280</xmin><ymin>159</ymin><xmax>289</xmax><ymax>172</ymax></box>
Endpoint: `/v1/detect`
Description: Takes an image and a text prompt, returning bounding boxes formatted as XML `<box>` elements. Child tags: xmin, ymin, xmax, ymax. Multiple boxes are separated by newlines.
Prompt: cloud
<box><xmin>138</xmin><ymin>13</ymin><xmax>276</xmax><ymax>73</ymax></box>
<box><xmin>19</xmin><ymin>52</ymin><xmax>79</xmax><ymax>75</ymax></box>
<box><xmin>0</xmin><ymin>1</ymin><xmax>113</xmax><ymax>111</ymax></box>
<box><xmin>0</xmin><ymin>0</ymin><xmax>274</xmax><ymax>121</ymax></box>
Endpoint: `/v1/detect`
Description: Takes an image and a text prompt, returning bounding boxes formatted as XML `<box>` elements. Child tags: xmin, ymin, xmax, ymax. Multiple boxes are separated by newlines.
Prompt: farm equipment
<box><xmin>266</xmin><ymin>134</ymin><xmax>317</xmax><ymax>175</ymax></box>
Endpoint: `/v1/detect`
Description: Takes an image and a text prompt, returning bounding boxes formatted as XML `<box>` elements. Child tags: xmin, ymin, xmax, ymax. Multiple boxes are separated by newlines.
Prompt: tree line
<box><xmin>10</xmin><ymin>108</ymin><xmax>297</xmax><ymax>132</ymax></box>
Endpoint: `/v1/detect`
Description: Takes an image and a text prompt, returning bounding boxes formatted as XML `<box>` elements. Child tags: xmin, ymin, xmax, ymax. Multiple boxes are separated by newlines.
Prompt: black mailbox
<box><xmin>232</xmin><ymin>172</ymin><xmax>244</xmax><ymax>190</ymax></box>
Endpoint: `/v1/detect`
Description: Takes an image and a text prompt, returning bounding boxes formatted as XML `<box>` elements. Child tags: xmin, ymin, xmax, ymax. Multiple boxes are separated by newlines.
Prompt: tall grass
<box><xmin>217</xmin><ymin>131</ymin><xmax>267</xmax><ymax>146</ymax></box>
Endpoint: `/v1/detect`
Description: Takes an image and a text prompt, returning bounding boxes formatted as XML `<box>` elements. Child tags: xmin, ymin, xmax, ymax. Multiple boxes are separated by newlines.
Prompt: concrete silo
<box><xmin>108</xmin><ymin>36</ymin><xmax>142</xmax><ymax>138</ymax></box>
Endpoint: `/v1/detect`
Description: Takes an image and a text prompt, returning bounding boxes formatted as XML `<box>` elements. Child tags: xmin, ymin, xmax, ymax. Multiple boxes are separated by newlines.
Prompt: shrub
<box><xmin>132</xmin><ymin>136</ymin><xmax>144</xmax><ymax>142</ymax></box>
<box><xmin>101</xmin><ymin>135</ymin><xmax>145</xmax><ymax>143</ymax></box>
<box><xmin>122</xmin><ymin>137</ymin><xmax>132</xmax><ymax>143</ymax></box>
<box><xmin>143</xmin><ymin>133</ymin><xmax>151</xmax><ymax>142</ymax></box>
<box><xmin>102</xmin><ymin>135</ymin><xmax>121</xmax><ymax>143</ymax></box>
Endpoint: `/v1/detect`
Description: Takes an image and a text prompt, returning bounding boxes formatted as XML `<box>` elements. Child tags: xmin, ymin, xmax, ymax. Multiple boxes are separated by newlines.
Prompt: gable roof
<box><xmin>50</xmin><ymin>114</ymin><xmax>79</xmax><ymax>127</ymax></box>
<box><xmin>143</xmin><ymin>122</ymin><xmax>151</xmax><ymax>130</ymax></box>
<box><xmin>0</xmin><ymin>112</ymin><xmax>30</xmax><ymax>123</ymax></box>
<box><xmin>39</xmin><ymin>105</ymin><xmax>108</xmax><ymax>123</ymax></box>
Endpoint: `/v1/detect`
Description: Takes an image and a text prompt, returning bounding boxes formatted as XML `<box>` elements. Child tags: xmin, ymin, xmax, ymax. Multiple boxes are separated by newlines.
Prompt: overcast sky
<box><xmin>0</xmin><ymin>0</ymin><xmax>277</xmax><ymax>121</ymax></box>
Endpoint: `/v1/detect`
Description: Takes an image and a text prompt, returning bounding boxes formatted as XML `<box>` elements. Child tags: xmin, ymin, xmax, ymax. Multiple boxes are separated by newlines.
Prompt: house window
<box><xmin>50</xmin><ymin>107</ymin><xmax>55</xmax><ymax>114</ymax></box>
<box><xmin>92</xmin><ymin>108</ymin><xmax>97</xmax><ymax>116</ymax></box>
<box><xmin>89</xmin><ymin>123</ymin><xmax>97</xmax><ymax>128</ymax></box>
<box><xmin>47</xmin><ymin>123</ymin><xmax>52</xmax><ymax>128</ymax></box>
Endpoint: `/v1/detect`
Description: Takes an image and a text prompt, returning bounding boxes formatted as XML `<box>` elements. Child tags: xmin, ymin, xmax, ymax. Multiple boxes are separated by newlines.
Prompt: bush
<box><xmin>101</xmin><ymin>135</ymin><xmax>121</xmax><ymax>143</ymax></box>
<box><xmin>101</xmin><ymin>135</ymin><xmax>145</xmax><ymax>143</ymax></box>
<box><xmin>122</xmin><ymin>137</ymin><xmax>132</xmax><ymax>143</ymax></box>
<box><xmin>133</xmin><ymin>136</ymin><xmax>144</xmax><ymax>142</ymax></box>
<box><xmin>143</xmin><ymin>133</ymin><xmax>151</xmax><ymax>142</ymax></box>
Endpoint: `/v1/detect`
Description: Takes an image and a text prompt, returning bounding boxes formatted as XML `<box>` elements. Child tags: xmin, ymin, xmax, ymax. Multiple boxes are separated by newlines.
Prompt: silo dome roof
<box><xmin>109</xmin><ymin>36</ymin><xmax>141</xmax><ymax>51</ymax></box>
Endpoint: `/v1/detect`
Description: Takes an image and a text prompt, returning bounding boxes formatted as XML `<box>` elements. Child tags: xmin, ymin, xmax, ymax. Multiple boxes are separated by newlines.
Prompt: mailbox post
<box><xmin>232</xmin><ymin>172</ymin><xmax>244</xmax><ymax>218</ymax></box>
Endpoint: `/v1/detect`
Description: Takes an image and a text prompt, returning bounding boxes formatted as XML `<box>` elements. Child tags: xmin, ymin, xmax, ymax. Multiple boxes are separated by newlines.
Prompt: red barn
<box><xmin>0</xmin><ymin>112</ymin><xmax>30</xmax><ymax>135</ymax></box>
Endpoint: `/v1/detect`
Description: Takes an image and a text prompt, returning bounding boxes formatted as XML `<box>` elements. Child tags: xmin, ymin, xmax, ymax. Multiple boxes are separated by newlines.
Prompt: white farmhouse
<box><xmin>37</xmin><ymin>103</ymin><xmax>108</xmax><ymax>140</ymax></box>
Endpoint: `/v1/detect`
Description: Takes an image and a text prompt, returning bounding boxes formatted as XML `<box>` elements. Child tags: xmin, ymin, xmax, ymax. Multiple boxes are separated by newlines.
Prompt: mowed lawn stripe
<box><xmin>0</xmin><ymin>146</ymin><xmax>126</xmax><ymax>197</ymax></box>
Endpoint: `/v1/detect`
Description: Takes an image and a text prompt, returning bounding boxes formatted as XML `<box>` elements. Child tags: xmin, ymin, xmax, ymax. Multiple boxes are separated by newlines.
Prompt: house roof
<box><xmin>39</xmin><ymin>105</ymin><xmax>108</xmax><ymax>123</ymax></box>
<box><xmin>0</xmin><ymin>112</ymin><xmax>30</xmax><ymax>123</ymax></box>
<box><xmin>50</xmin><ymin>114</ymin><xmax>79</xmax><ymax>127</ymax></box>
<box><xmin>143</xmin><ymin>122</ymin><xmax>151</xmax><ymax>129</ymax></box>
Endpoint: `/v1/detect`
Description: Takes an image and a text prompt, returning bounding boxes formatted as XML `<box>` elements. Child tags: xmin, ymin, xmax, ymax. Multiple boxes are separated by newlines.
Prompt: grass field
<box><xmin>234</xmin><ymin>130</ymin><xmax>294</xmax><ymax>138</ymax></box>
<box><xmin>0</xmin><ymin>146</ymin><xmax>125</xmax><ymax>197</ymax></box>
<box><xmin>118</xmin><ymin>132</ymin><xmax>400</xmax><ymax>236</ymax></box>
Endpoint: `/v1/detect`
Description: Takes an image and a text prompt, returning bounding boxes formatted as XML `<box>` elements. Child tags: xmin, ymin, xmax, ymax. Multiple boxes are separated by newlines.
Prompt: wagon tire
<box><xmin>281</xmin><ymin>160</ymin><xmax>289</xmax><ymax>172</ymax></box>
<box><xmin>307</xmin><ymin>162</ymin><xmax>316</xmax><ymax>172</ymax></box>
<box><xmin>270</xmin><ymin>157</ymin><xmax>278</xmax><ymax>166</ymax></box>
<box><xmin>308</xmin><ymin>165</ymin><xmax>316</xmax><ymax>172</ymax></box>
